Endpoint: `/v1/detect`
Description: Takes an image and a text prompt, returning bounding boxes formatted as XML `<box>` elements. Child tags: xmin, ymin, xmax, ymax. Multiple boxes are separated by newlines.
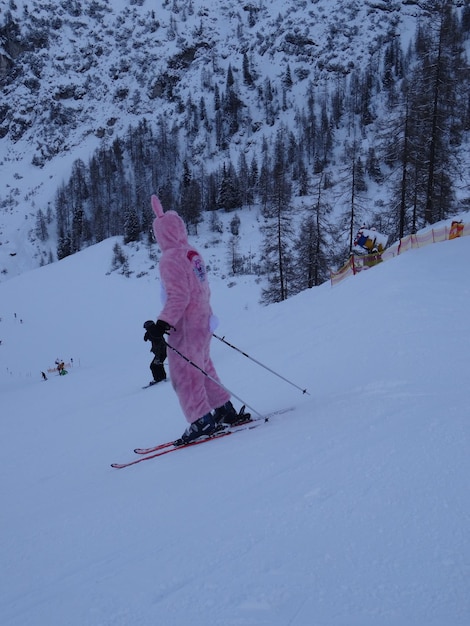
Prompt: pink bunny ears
<box><xmin>151</xmin><ymin>195</ymin><xmax>164</xmax><ymax>218</ymax></box>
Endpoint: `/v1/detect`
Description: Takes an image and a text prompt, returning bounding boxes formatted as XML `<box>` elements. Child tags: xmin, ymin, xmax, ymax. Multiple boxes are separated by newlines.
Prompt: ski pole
<box><xmin>165</xmin><ymin>341</ymin><xmax>264</xmax><ymax>419</ymax></box>
<box><xmin>213</xmin><ymin>333</ymin><xmax>310</xmax><ymax>395</ymax></box>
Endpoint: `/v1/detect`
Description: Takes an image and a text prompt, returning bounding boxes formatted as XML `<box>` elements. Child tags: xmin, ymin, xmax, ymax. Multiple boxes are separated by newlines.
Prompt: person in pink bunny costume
<box><xmin>148</xmin><ymin>195</ymin><xmax>246</xmax><ymax>445</ymax></box>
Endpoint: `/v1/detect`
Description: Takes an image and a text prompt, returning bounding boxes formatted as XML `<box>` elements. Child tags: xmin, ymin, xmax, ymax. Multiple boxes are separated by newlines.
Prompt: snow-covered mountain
<box><xmin>1</xmin><ymin>213</ymin><xmax>469</xmax><ymax>625</ymax></box>
<box><xmin>1</xmin><ymin>0</ymin><xmax>411</xmax><ymax>164</ymax></box>
<box><xmin>2</xmin><ymin>0</ymin><xmax>469</xmax><ymax>285</ymax></box>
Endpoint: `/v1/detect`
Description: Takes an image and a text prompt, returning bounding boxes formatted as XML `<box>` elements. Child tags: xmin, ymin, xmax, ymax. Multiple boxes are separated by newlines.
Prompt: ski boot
<box><xmin>173</xmin><ymin>413</ymin><xmax>216</xmax><ymax>447</ymax></box>
<box><xmin>214</xmin><ymin>401</ymin><xmax>251</xmax><ymax>427</ymax></box>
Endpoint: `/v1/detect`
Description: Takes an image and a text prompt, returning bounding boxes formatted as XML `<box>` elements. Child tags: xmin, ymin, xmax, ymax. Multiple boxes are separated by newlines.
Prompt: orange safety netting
<box><xmin>330</xmin><ymin>221</ymin><xmax>469</xmax><ymax>286</ymax></box>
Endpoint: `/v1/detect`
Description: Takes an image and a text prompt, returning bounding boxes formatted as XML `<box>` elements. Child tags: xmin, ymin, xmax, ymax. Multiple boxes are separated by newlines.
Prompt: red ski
<box><xmin>132</xmin><ymin>407</ymin><xmax>292</xmax><ymax>456</ymax></box>
<box><xmin>111</xmin><ymin>407</ymin><xmax>294</xmax><ymax>469</ymax></box>
<box><xmin>111</xmin><ymin>431</ymin><xmax>231</xmax><ymax>469</ymax></box>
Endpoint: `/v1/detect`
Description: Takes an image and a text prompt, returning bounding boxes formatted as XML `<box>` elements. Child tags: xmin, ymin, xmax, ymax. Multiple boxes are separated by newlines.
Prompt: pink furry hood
<box><xmin>151</xmin><ymin>195</ymin><xmax>188</xmax><ymax>251</ymax></box>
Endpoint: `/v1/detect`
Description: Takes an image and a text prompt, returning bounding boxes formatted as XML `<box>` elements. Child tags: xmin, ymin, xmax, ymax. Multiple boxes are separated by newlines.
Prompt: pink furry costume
<box><xmin>151</xmin><ymin>195</ymin><xmax>230</xmax><ymax>424</ymax></box>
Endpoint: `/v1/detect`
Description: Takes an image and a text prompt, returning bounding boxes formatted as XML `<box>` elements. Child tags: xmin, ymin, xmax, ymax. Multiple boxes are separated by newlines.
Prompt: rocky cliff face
<box><xmin>0</xmin><ymin>15</ymin><xmax>26</xmax><ymax>78</ymax></box>
<box><xmin>0</xmin><ymin>0</ymin><xmax>405</xmax><ymax>166</ymax></box>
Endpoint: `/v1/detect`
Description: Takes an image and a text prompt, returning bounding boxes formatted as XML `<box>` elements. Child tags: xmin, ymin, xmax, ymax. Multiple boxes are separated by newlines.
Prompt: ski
<box><xmin>133</xmin><ymin>406</ymin><xmax>292</xmax><ymax>455</ymax></box>
<box><xmin>133</xmin><ymin>440</ymin><xmax>174</xmax><ymax>454</ymax></box>
<box><xmin>111</xmin><ymin>420</ymin><xmax>265</xmax><ymax>469</ymax></box>
<box><xmin>133</xmin><ymin>407</ymin><xmax>254</xmax><ymax>455</ymax></box>
<box><xmin>142</xmin><ymin>379</ymin><xmax>169</xmax><ymax>389</ymax></box>
<box><xmin>111</xmin><ymin>431</ymin><xmax>231</xmax><ymax>469</ymax></box>
<box><xmin>111</xmin><ymin>407</ymin><xmax>294</xmax><ymax>468</ymax></box>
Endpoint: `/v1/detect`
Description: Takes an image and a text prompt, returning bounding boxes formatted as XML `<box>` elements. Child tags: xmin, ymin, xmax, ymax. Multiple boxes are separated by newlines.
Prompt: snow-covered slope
<box><xmin>1</xmin><ymin>229</ymin><xmax>469</xmax><ymax>625</ymax></box>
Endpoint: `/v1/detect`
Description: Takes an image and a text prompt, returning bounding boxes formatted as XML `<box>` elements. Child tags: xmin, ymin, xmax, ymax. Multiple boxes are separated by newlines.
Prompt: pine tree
<box><xmin>408</xmin><ymin>1</ymin><xmax>464</xmax><ymax>224</ymax></box>
<box><xmin>248</xmin><ymin>155</ymin><xmax>259</xmax><ymax>202</ymax></box>
<box><xmin>71</xmin><ymin>203</ymin><xmax>86</xmax><ymax>253</ymax></box>
<box><xmin>57</xmin><ymin>229</ymin><xmax>72</xmax><ymax>260</ymax></box>
<box><xmin>237</xmin><ymin>152</ymin><xmax>251</xmax><ymax>206</ymax></box>
<box><xmin>242</xmin><ymin>52</ymin><xmax>253</xmax><ymax>86</ymax></box>
<box><xmin>111</xmin><ymin>242</ymin><xmax>130</xmax><ymax>276</ymax></box>
<box><xmin>261</xmin><ymin>128</ymin><xmax>295</xmax><ymax>304</ymax></box>
<box><xmin>217</xmin><ymin>162</ymin><xmax>241</xmax><ymax>211</ymax></box>
<box><xmin>181</xmin><ymin>177</ymin><xmax>202</xmax><ymax>232</ymax></box>
<box><xmin>283</xmin><ymin>64</ymin><xmax>293</xmax><ymax>89</ymax></box>
<box><xmin>258</xmin><ymin>138</ymin><xmax>271</xmax><ymax>211</ymax></box>
<box><xmin>293</xmin><ymin>214</ymin><xmax>327</xmax><ymax>291</ymax></box>
<box><xmin>228</xmin><ymin>235</ymin><xmax>243</xmax><ymax>275</ymax></box>
<box><xmin>337</xmin><ymin>139</ymin><xmax>368</xmax><ymax>253</ymax></box>
<box><xmin>260</xmin><ymin>211</ymin><xmax>295</xmax><ymax>304</ymax></box>
<box><xmin>124</xmin><ymin>207</ymin><xmax>141</xmax><ymax>243</ymax></box>
<box><xmin>35</xmin><ymin>209</ymin><xmax>48</xmax><ymax>242</ymax></box>
<box><xmin>293</xmin><ymin>174</ymin><xmax>331</xmax><ymax>291</ymax></box>
<box><xmin>230</xmin><ymin>213</ymin><xmax>240</xmax><ymax>236</ymax></box>
<box><xmin>381</xmin><ymin>90</ymin><xmax>418</xmax><ymax>239</ymax></box>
